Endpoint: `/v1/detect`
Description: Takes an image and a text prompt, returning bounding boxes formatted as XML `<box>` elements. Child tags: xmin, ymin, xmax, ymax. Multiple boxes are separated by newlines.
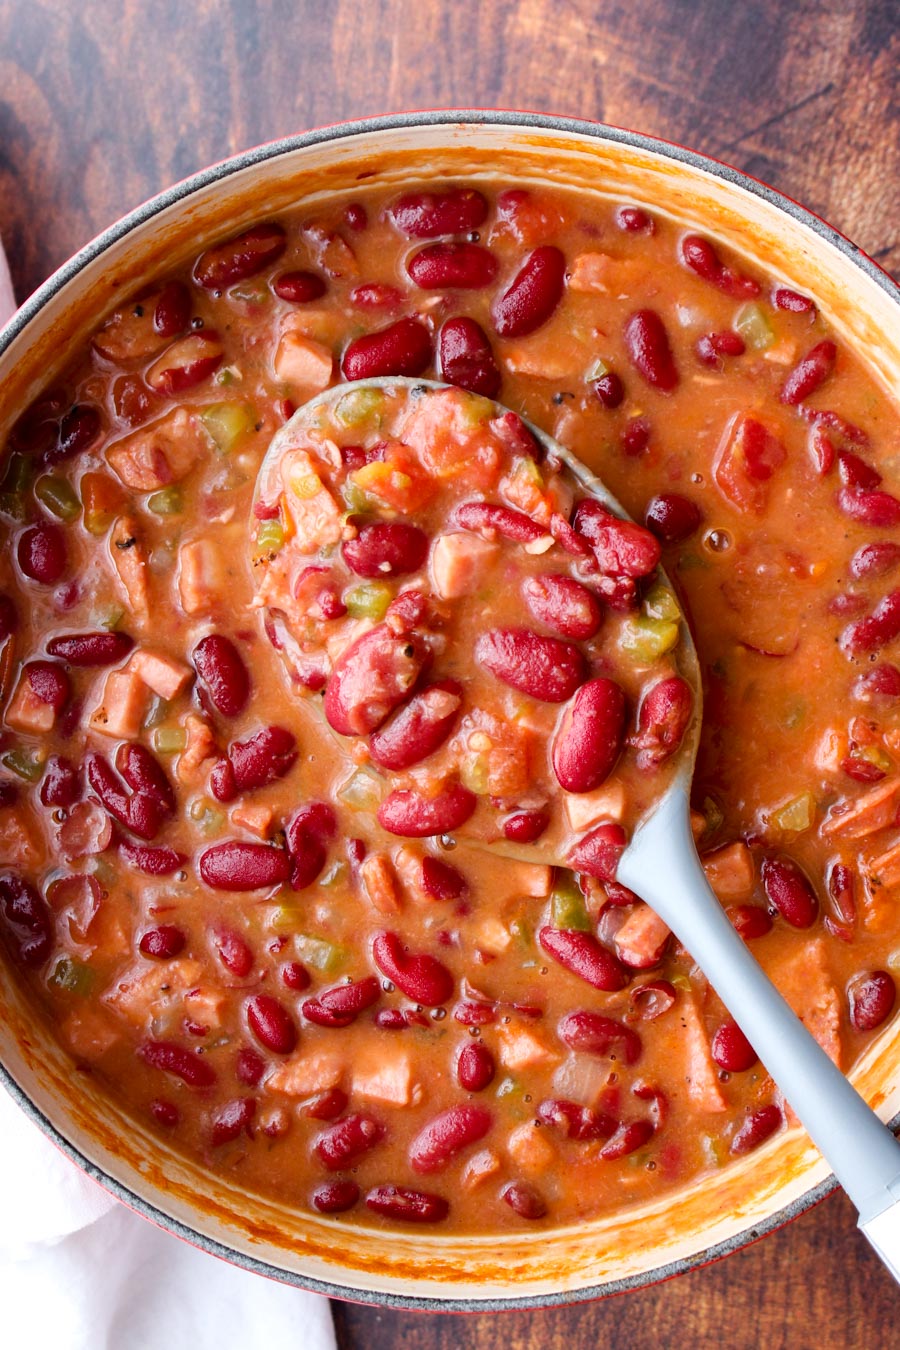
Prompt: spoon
<box><xmin>254</xmin><ymin>376</ymin><xmax>900</xmax><ymax>1277</ymax></box>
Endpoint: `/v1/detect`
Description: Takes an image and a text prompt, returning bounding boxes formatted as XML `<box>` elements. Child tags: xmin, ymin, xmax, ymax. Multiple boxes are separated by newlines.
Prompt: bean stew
<box><xmin>0</xmin><ymin>180</ymin><xmax>899</xmax><ymax>1234</ymax></box>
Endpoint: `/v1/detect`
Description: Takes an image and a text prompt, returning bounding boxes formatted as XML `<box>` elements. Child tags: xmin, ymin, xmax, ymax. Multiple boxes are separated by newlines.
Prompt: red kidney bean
<box><xmin>731</xmin><ymin>1104</ymin><xmax>782</xmax><ymax>1155</ymax></box>
<box><xmin>780</xmin><ymin>340</ymin><xmax>837</xmax><ymax>405</ymax></box>
<box><xmin>761</xmin><ymin>857</ymin><xmax>818</xmax><ymax>928</ymax></box>
<box><xmin>280</xmin><ymin>961</ymin><xmax>310</xmax><ymax>992</ymax></box>
<box><xmin>695</xmin><ymin>331</ymin><xmax>746</xmax><ymax>366</ymax></box>
<box><xmin>377</xmin><ymin>782</ymin><xmax>476</xmax><ymax>838</ymax></box>
<box><xmin>210</xmin><ymin>1097</ymin><xmax>256</xmax><ymax>1147</ymax></box>
<box><xmin>454</xmin><ymin>1001</ymin><xmax>497</xmax><ymax>1027</ymax></box>
<box><xmin>630</xmin><ymin>979</ymin><xmax>677</xmax><ymax>1020</ymax></box>
<box><xmin>17</xmin><ymin>521</ymin><xmax>67</xmax><ymax>584</ymax></box>
<box><xmin>558</xmin><ymin>1009</ymin><xmax>642</xmax><ymax>1064</ymax></box>
<box><xmin>41</xmin><ymin>404</ymin><xmax>103</xmax><ymax>467</ymax></box>
<box><xmin>150</xmin><ymin>1099</ymin><xmax>179</xmax><ymax>1128</ymax></box>
<box><xmin>827</xmin><ymin>862</ymin><xmax>857</xmax><ymax>927</ymax></box>
<box><xmin>501</xmin><ymin>1181</ymin><xmax>546</xmax><ymax>1220</ymax></box>
<box><xmin>679</xmin><ymin>234</ymin><xmax>760</xmax><ymax>298</ymax></box>
<box><xmin>850</xmin><ymin>542</ymin><xmax>900</xmax><ymax>580</ymax></box>
<box><xmin>421</xmin><ymin>855</ymin><xmax>467</xmax><ymax>900</ymax></box>
<box><xmin>138</xmin><ymin>1040</ymin><xmax>217</xmax><ymax>1088</ymax></box>
<box><xmin>0</xmin><ymin>595</ymin><xmax>17</xmax><ymax>642</ymax></box>
<box><xmin>120</xmin><ymin>843</ymin><xmax>187</xmax><ymax>876</ymax></box>
<box><xmin>711</xmin><ymin>1020</ymin><xmax>757</xmax><ymax>1072</ymax></box>
<box><xmin>312</xmin><ymin>1180</ymin><xmax>360</xmax><ymax>1214</ymax></box>
<box><xmin>0</xmin><ymin>874</ymin><xmax>53</xmax><ymax>967</ymax></box>
<box><xmin>86</xmin><ymin>752</ymin><xmax>166</xmax><ymax>841</ymax></box>
<box><xmin>567</xmin><ymin>821</ymin><xmax>627</xmax><ymax>882</ymax></box>
<box><xmin>245</xmin><ymin>994</ymin><xmax>298</xmax><ymax>1055</ymax></box>
<box><xmin>384</xmin><ymin>588</ymin><xmax>429</xmax><ymax>634</ymax></box>
<box><xmin>343</xmin><ymin>522</ymin><xmax>429</xmax><ymax>578</ymax></box>
<box><xmin>375</xmin><ymin>1008</ymin><xmax>408</xmax><ymax>1031</ymax></box>
<box><xmin>503</xmin><ymin>808</ymin><xmax>550</xmax><ymax>843</ymax></box>
<box><xmin>599</xmin><ymin>1119</ymin><xmax>655</xmax><ymax>1159</ymax></box>
<box><xmin>117</xmin><ymin>743</ymin><xmax>175</xmax><ymax>812</ymax></box>
<box><xmin>303</xmin><ymin>1087</ymin><xmax>349</xmax><ymax>1121</ymax></box>
<box><xmin>390</xmin><ymin>187</ymin><xmax>488</xmax><ymax>238</ymax></box>
<box><xmin>572</xmin><ymin>500</ymin><xmax>661</xmax><ymax>578</ymax></box>
<box><xmin>838</xmin><ymin>450</ymin><xmax>881</xmax><ymax>491</ymax></box>
<box><xmin>236</xmin><ymin>1047</ymin><xmax>265</xmax><ymax>1086</ymax></box>
<box><xmin>728</xmin><ymin>904</ymin><xmax>773</xmax><ymax>940</ymax></box>
<box><xmin>855</xmin><ymin>664</ymin><xmax>900</xmax><ymax>701</ymax></box>
<box><xmin>409</xmin><ymin>1105</ymin><xmax>492</xmax><ymax>1173</ymax></box>
<box><xmin>457</xmin><ymin>1041</ymin><xmax>495</xmax><ymax>1092</ymax></box>
<box><xmin>152</xmin><ymin>281</ymin><xmax>191</xmax><ymax>337</ymax></box>
<box><xmin>341</xmin><ymin>317</ymin><xmax>432</xmax><ymax>380</ymax></box>
<box><xmin>522</xmin><ymin>574</ymin><xmax>602</xmax><ymax>641</ymax></box>
<box><xmin>836</xmin><ymin>487</ymin><xmax>900</xmax><ymax>528</ymax></box>
<box><xmin>536</xmin><ymin>1098</ymin><xmax>616</xmax><ymax>1141</ymax></box>
<box><xmin>476</xmin><ymin>628</ymin><xmax>586</xmax><ymax>703</ymax></box>
<box><xmin>848</xmin><ymin>970</ymin><xmax>896</xmax><ymax>1032</ymax></box>
<box><xmin>372</xmin><ymin>930</ymin><xmax>454</xmax><ymax>1005</ymax></box>
<box><xmin>192</xmin><ymin>634</ymin><xmax>250</xmax><ymax>716</ymax></box>
<box><xmin>325</xmin><ymin>624</ymin><xmax>428</xmax><ymax>736</ymax></box>
<box><xmin>453</xmin><ymin>500</ymin><xmax>546</xmax><ymax>544</ymax></box>
<box><xmin>593</xmin><ymin>371</ymin><xmax>625</xmax><ymax>408</ymax></box>
<box><xmin>773</xmin><ymin>286</ymin><xmax>816</xmax><ymax>314</ymax></box>
<box><xmin>491</xmin><ymin>245</ymin><xmax>565</xmax><ymax>337</ymax></box>
<box><xmin>211</xmin><ymin>726</ymin><xmax>297</xmax><ymax>802</ymax></box>
<box><xmin>194</xmin><ymin>223</ymin><xmax>286</xmax><ymax>289</ymax></box>
<box><xmin>24</xmin><ymin>660</ymin><xmax>70</xmax><ymax>712</ymax></box>
<box><xmin>437</xmin><ymin>316</ymin><xmax>502</xmax><ymax>397</ymax></box>
<box><xmin>273</xmin><ymin>270</ymin><xmax>326</xmax><ymax>303</ymax></box>
<box><xmin>302</xmin><ymin>976</ymin><xmax>381</xmax><ymax>1028</ymax></box>
<box><xmin>553</xmin><ymin>678</ymin><xmax>626</xmax><ymax>794</ymax></box>
<box><xmin>199</xmin><ymin>841</ymin><xmax>290</xmax><ymax>891</ymax></box>
<box><xmin>139</xmin><ymin>924</ymin><xmax>186</xmax><ymax>959</ymax></box>
<box><xmin>350</xmin><ymin>282</ymin><xmax>404</xmax><ymax>310</ymax></box>
<box><xmin>539</xmin><ymin>927</ymin><xmax>628</xmax><ymax>991</ymax></box>
<box><xmin>620</xmin><ymin>415</ymin><xmax>651</xmax><ymax>458</ymax></box>
<box><xmin>841</xmin><ymin>756</ymin><xmax>885</xmax><ymax>783</ymax></box>
<box><xmin>147</xmin><ymin>332</ymin><xmax>223</xmax><ymax>394</ymax></box>
<box><xmin>840</xmin><ymin>589</ymin><xmax>900</xmax><ymax>656</ymax></box>
<box><xmin>615</xmin><ymin>205</ymin><xmax>654</xmax><ymax>233</ymax></box>
<box><xmin>369</xmin><ymin>680</ymin><xmax>462</xmax><ymax>772</ymax></box>
<box><xmin>39</xmin><ymin>755</ymin><xmax>80</xmax><ymax>808</ymax></box>
<box><xmin>629</xmin><ymin>676</ymin><xmax>693</xmax><ymax>771</ymax></box>
<box><xmin>492</xmin><ymin>410</ymin><xmax>543</xmax><ymax>462</ymax></box>
<box><xmin>210</xmin><ymin>926</ymin><xmax>254</xmax><ymax>977</ymax></box>
<box><xmin>645</xmin><ymin>494</ymin><xmax>703</xmax><ymax>544</ymax></box>
<box><xmin>344</xmin><ymin>202</ymin><xmax>367</xmax><ymax>231</ymax></box>
<box><xmin>407</xmin><ymin>242</ymin><xmax>498</xmax><ymax>290</ymax></box>
<box><xmin>46</xmin><ymin>631</ymin><xmax>135</xmax><ymax>667</ymax></box>
<box><xmin>623</xmin><ymin>309</ymin><xmax>678</xmax><ymax>392</ymax></box>
<box><xmin>285</xmin><ymin>801</ymin><xmax>336</xmax><ymax>890</ymax></box>
<box><xmin>315</xmin><ymin>1114</ymin><xmax>385</xmax><ymax>1170</ymax></box>
<box><xmin>365</xmin><ymin>1184</ymin><xmax>449</xmax><ymax>1223</ymax></box>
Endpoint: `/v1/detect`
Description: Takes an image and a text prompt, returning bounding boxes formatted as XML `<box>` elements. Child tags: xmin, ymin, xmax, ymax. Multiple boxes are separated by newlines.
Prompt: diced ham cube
<box><xmin>273</xmin><ymin>330</ymin><xmax>334</xmax><ymax>395</ymax></box>
<box><xmin>106</xmin><ymin>408</ymin><xmax>210</xmax><ymax>490</ymax></box>
<box><xmin>178</xmin><ymin>538</ymin><xmax>226</xmax><ymax>616</ymax></box>
<box><xmin>5</xmin><ymin>672</ymin><xmax>57</xmax><ymax>733</ymax></box>
<box><xmin>266</xmin><ymin>1050</ymin><xmax>345</xmax><ymax>1098</ymax></box>
<box><xmin>183</xmin><ymin>985</ymin><xmax>227</xmax><ymax>1030</ymax></box>
<box><xmin>679</xmin><ymin>997</ymin><xmax>728</xmax><ymax>1112</ymax></box>
<box><xmin>768</xmin><ymin>938</ymin><xmax>842</xmax><ymax>1069</ymax></box>
<box><xmin>109</xmin><ymin>516</ymin><xmax>150</xmax><ymax>617</ymax></box>
<box><xmin>565</xmin><ymin>781</ymin><xmax>627</xmax><ymax>832</ymax></box>
<box><xmin>279</xmin><ymin>450</ymin><xmax>344</xmax><ymax>552</ymax></box>
<box><xmin>176</xmin><ymin>713</ymin><xmax>218</xmax><ymax>785</ymax></box>
<box><xmin>392</xmin><ymin>845</ymin><xmax>430</xmax><ymax>903</ymax></box>
<box><xmin>60</xmin><ymin>1007</ymin><xmax>121</xmax><ymax>1061</ymax></box>
<box><xmin>128</xmin><ymin>648</ymin><xmax>193</xmax><ymax>700</ymax></box>
<box><xmin>231</xmin><ymin>801</ymin><xmax>275</xmax><ymax>839</ymax></box>
<box><xmin>496</xmin><ymin>1022</ymin><xmax>558</xmax><ymax>1072</ymax></box>
<box><xmin>702</xmin><ymin>841</ymin><xmax>755</xmax><ymax>901</ymax></box>
<box><xmin>431</xmin><ymin>532</ymin><xmax>499</xmax><ymax>599</ymax></box>
<box><xmin>104</xmin><ymin>958</ymin><xmax>204</xmax><ymax>1026</ymax></box>
<box><xmin>507</xmin><ymin>1120</ymin><xmax>556</xmax><ymax>1174</ymax></box>
<box><xmin>460</xmin><ymin>1148</ymin><xmax>502</xmax><ymax>1191</ymax></box>
<box><xmin>504</xmin><ymin>341</ymin><xmax>576</xmax><ymax>381</ymax></box>
<box><xmin>351</xmin><ymin>1045</ymin><xmax>418</xmax><ymax>1106</ymax></box>
<box><xmin>359</xmin><ymin>854</ymin><xmax>402</xmax><ymax>914</ymax></box>
<box><xmin>0</xmin><ymin>807</ymin><xmax>40</xmax><ymax>868</ymax></box>
<box><xmin>472</xmin><ymin>914</ymin><xmax>513</xmax><ymax>955</ymax></box>
<box><xmin>614</xmin><ymin>904</ymin><xmax>671</xmax><ymax>968</ymax></box>
<box><xmin>567</xmin><ymin>251</ymin><xmax>644</xmax><ymax>294</ymax></box>
<box><xmin>821</xmin><ymin>778</ymin><xmax>900</xmax><ymax>840</ymax></box>
<box><xmin>89</xmin><ymin>669</ymin><xmax>148</xmax><ymax>739</ymax></box>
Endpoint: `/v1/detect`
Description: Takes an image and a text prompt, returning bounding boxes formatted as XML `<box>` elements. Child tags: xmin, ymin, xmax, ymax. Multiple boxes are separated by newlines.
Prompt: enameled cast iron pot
<box><xmin>1</xmin><ymin>111</ymin><xmax>899</xmax><ymax>1310</ymax></box>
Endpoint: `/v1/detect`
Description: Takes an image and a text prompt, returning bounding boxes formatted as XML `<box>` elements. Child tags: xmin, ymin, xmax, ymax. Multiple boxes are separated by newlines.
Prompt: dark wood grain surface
<box><xmin>1</xmin><ymin>1</ymin><xmax>898</xmax><ymax>1345</ymax></box>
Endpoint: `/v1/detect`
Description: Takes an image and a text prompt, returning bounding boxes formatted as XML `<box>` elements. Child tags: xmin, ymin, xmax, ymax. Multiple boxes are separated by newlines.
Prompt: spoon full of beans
<box><xmin>252</xmin><ymin>376</ymin><xmax>900</xmax><ymax>1278</ymax></box>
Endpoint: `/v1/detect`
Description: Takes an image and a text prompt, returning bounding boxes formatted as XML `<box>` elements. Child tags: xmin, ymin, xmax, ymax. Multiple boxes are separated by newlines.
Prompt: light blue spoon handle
<box><xmin>619</xmin><ymin>783</ymin><xmax>900</xmax><ymax>1275</ymax></box>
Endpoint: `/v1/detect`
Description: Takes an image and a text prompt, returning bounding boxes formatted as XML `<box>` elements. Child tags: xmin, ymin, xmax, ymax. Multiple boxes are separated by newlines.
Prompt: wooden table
<box><xmin>1</xmin><ymin>2</ymin><xmax>898</xmax><ymax>1345</ymax></box>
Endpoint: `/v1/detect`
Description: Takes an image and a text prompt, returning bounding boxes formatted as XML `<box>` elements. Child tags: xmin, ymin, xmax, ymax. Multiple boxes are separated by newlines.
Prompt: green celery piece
<box><xmin>35</xmin><ymin>475</ymin><xmax>81</xmax><ymax>522</ymax></box>
<box><xmin>334</xmin><ymin>387</ymin><xmax>384</xmax><ymax>428</ymax></box>
<box><xmin>295</xmin><ymin>933</ymin><xmax>348</xmax><ymax>974</ymax></box>
<box><xmin>734</xmin><ymin>302</ymin><xmax>774</xmax><ymax>351</ymax></box>
<box><xmin>255</xmin><ymin>520</ymin><xmax>284</xmax><ymax>554</ymax></box>
<box><xmin>459</xmin><ymin>754</ymin><xmax>491</xmax><ymax>796</ymax></box>
<box><xmin>344</xmin><ymin>582</ymin><xmax>392</xmax><ymax>621</ymax></box>
<box><xmin>2</xmin><ymin>748</ymin><xmax>44</xmax><ymax>782</ymax></box>
<box><xmin>1</xmin><ymin>453</ymin><xmax>32</xmax><ymax>494</ymax></box>
<box><xmin>49</xmin><ymin>957</ymin><xmax>95</xmax><ymax>996</ymax></box>
<box><xmin>550</xmin><ymin>874</ymin><xmax>592</xmax><ymax>932</ymax></box>
<box><xmin>337</xmin><ymin>768</ymin><xmax>382</xmax><ymax>811</ymax></box>
<box><xmin>771</xmin><ymin>792</ymin><xmax>815</xmax><ymax>834</ymax></box>
<box><xmin>147</xmin><ymin>486</ymin><xmax>184</xmax><ymax>516</ymax></box>
<box><xmin>153</xmin><ymin>725</ymin><xmax>187</xmax><ymax>754</ymax></box>
<box><xmin>643</xmin><ymin>582</ymin><xmax>681</xmax><ymax>622</ymax></box>
<box><xmin>619</xmin><ymin>616</ymin><xmax>680</xmax><ymax>662</ymax></box>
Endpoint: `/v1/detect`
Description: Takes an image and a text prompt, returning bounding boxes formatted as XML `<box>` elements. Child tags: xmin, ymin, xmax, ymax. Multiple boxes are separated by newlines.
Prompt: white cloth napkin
<box><xmin>0</xmin><ymin>251</ymin><xmax>337</xmax><ymax>1350</ymax></box>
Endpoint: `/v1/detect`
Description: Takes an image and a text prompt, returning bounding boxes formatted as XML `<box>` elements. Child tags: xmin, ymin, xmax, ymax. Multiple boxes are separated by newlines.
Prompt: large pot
<box><xmin>1</xmin><ymin>111</ymin><xmax>899</xmax><ymax>1310</ymax></box>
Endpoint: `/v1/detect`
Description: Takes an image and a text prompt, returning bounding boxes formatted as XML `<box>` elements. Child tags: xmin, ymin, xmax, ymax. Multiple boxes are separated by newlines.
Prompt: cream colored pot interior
<box><xmin>1</xmin><ymin>117</ymin><xmax>899</xmax><ymax>1306</ymax></box>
